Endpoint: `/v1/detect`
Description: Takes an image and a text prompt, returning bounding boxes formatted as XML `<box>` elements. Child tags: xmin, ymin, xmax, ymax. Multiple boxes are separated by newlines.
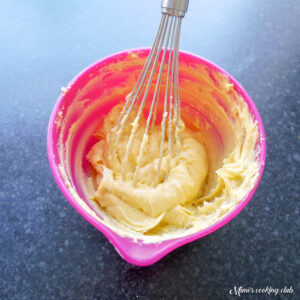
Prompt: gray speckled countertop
<box><xmin>0</xmin><ymin>0</ymin><xmax>299</xmax><ymax>299</ymax></box>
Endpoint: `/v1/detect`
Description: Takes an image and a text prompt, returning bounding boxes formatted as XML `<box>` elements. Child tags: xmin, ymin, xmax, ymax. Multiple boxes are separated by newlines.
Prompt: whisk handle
<box><xmin>161</xmin><ymin>0</ymin><xmax>189</xmax><ymax>17</ymax></box>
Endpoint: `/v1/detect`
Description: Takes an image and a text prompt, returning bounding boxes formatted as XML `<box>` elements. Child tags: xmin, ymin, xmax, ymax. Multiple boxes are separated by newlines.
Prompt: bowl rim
<box><xmin>47</xmin><ymin>47</ymin><xmax>266</xmax><ymax>266</ymax></box>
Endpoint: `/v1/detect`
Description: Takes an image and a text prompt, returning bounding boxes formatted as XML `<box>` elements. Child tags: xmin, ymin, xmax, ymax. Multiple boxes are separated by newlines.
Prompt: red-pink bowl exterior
<box><xmin>47</xmin><ymin>48</ymin><xmax>266</xmax><ymax>266</ymax></box>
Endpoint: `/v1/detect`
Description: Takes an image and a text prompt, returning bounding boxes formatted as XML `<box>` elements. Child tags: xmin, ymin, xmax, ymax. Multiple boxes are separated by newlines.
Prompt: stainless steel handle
<box><xmin>161</xmin><ymin>0</ymin><xmax>189</xmax><ymax>17</ymax></box>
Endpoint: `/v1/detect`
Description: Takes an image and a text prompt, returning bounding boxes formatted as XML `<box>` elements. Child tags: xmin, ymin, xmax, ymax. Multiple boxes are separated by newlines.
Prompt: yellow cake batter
<box><xmin>56</xmin><ymin>52</ymin><xmax>261</xmax><ymax>242</ymax></box>
<box><xmin>87</xmin><ymin>96</ymin><xmax>259</xmax><ymax>236</ymax></box>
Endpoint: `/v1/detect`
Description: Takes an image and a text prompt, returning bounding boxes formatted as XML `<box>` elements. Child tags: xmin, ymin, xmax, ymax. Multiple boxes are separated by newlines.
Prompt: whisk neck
<box><xmin>161</xmin><ymin>0</ymin><xmax>189</xmax><ymax>17</ymax></box>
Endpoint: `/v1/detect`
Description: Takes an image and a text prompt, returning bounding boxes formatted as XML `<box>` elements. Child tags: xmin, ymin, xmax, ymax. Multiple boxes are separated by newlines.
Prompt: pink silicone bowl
<box><xmin>47</xmin><ymin>48</ymin><xmax>266</xmax><ymax>266</ymax></box>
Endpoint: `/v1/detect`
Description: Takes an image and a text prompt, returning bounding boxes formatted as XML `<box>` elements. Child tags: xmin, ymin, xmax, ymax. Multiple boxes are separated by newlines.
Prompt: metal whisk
<box><xmin>110</xmin><ymin>0</ymin><xmax>189</xmax><ymax>186</ymax></box>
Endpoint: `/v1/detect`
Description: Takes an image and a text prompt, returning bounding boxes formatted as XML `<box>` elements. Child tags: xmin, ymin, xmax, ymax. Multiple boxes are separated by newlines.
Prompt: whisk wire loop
<box><xmin>109</xmin><ymin>2</ymin><xmax>188</xmax><ymax>186</ymax></box>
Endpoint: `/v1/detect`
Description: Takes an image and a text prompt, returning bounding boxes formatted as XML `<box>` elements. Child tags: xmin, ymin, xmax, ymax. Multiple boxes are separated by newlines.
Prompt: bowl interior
<box><xmin>48</xmin><ymin>48</ymin><xmax>266</xmax><ymax>266</ymax></box>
